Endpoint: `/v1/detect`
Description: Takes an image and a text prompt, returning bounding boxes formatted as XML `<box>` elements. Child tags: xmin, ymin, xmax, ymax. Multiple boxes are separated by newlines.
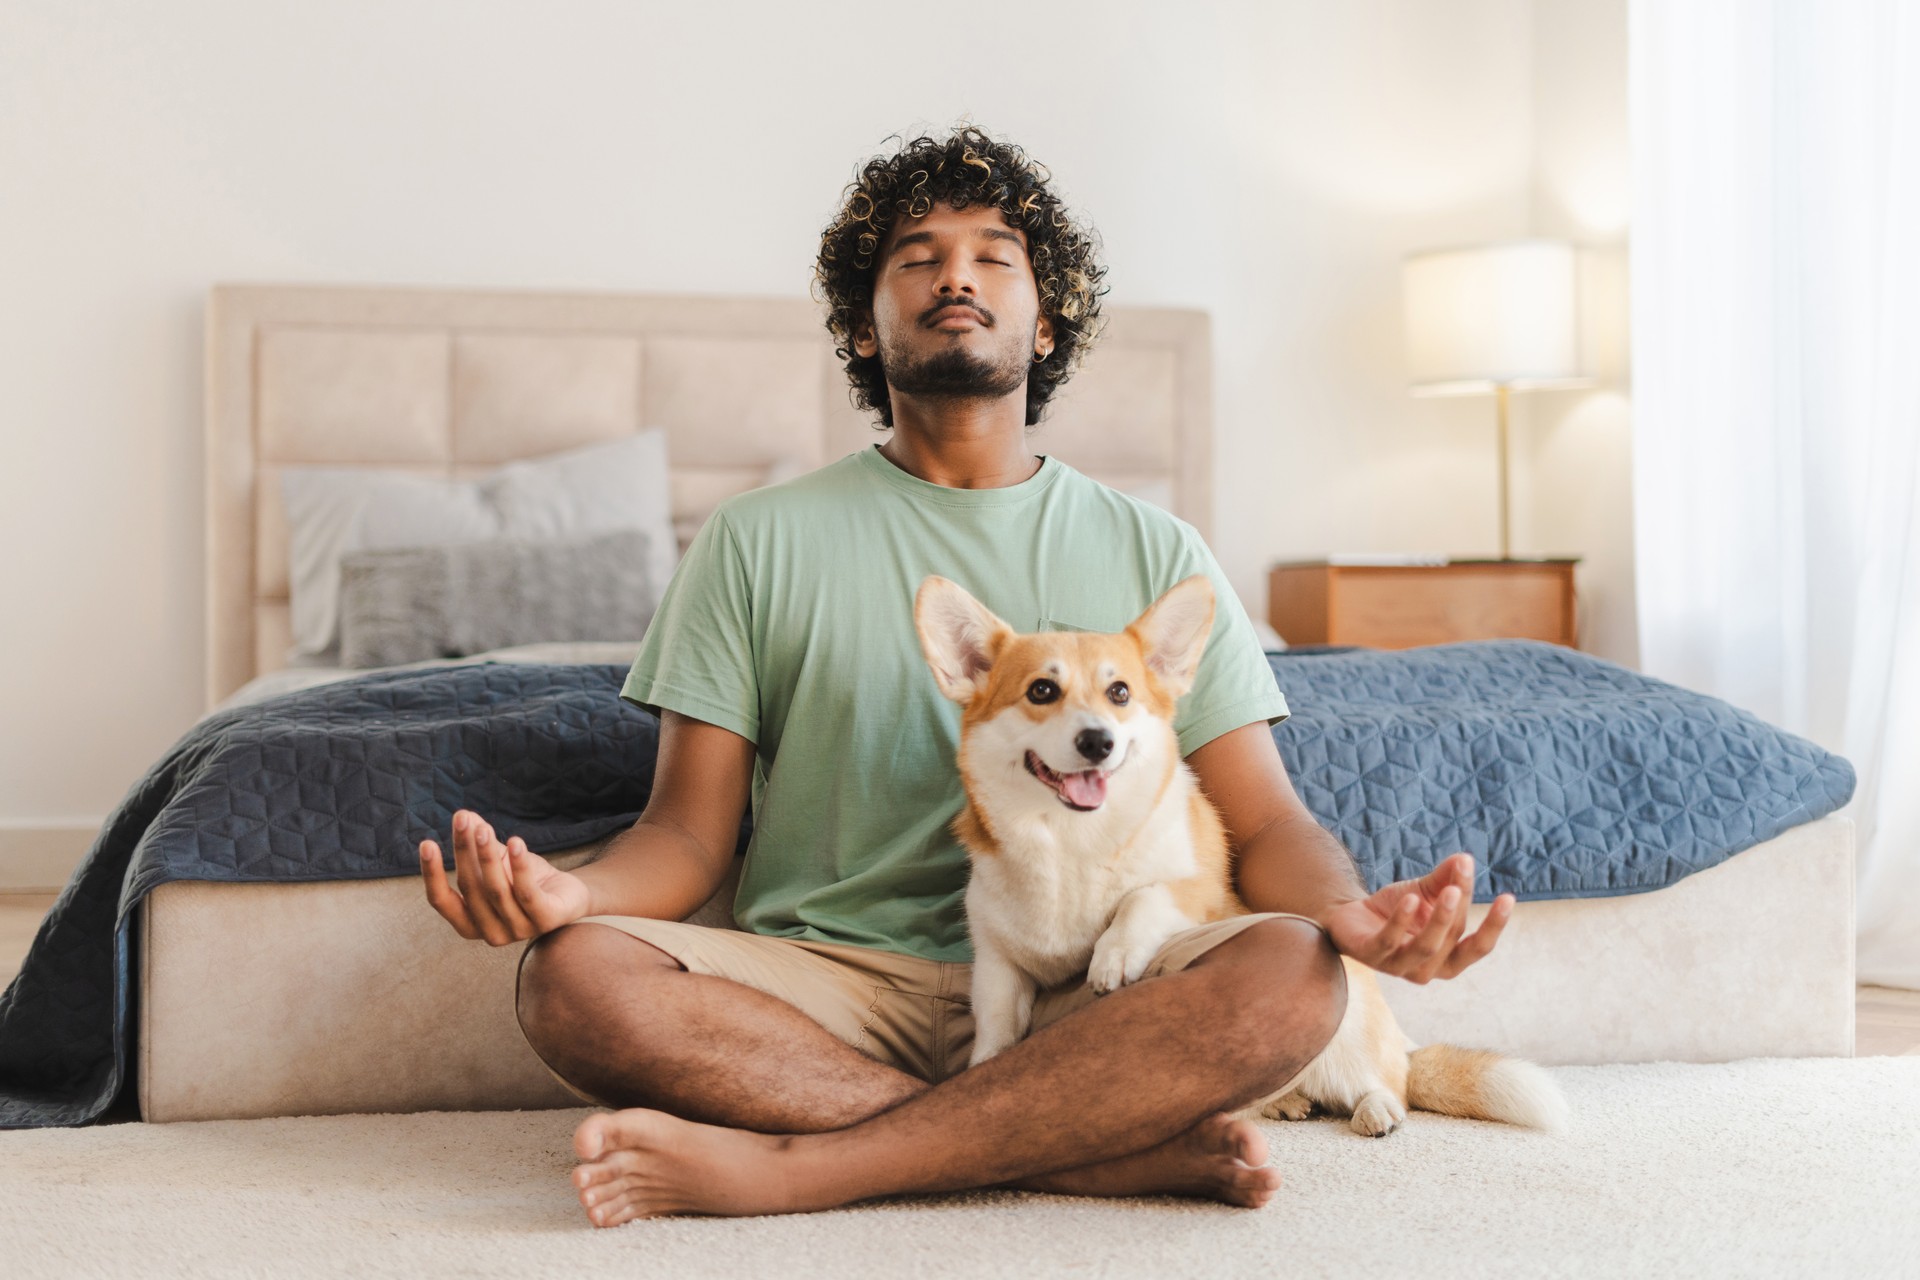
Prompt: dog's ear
<box><xmin>1126</xmin><ymin>575</ymin><xmax>1216</xmax><ymax>700</ymax></box>
<box><xmin>915</xmin><ymin>576</ymin><xmax>1012</xmax><ymax>705</ymax></box>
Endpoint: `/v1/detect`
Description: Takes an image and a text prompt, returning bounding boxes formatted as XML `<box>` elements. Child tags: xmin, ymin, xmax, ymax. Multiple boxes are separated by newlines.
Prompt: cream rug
<box><xmin>5</xmin><ymin>1058</ymin><xmax>1917</xmax><ymax>1278</ymax></box>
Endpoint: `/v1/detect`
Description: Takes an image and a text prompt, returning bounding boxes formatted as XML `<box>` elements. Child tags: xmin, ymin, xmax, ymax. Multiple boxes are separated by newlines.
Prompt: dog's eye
<box><xmin>1106</xmin><ymin>681</ymin><xmax>1130</xmax><ymax>706</ymax></box>
<box><xmin>1026</xmin><ymin>679</ymin><xmax>1060</xmax><ymax>704</ymax></box>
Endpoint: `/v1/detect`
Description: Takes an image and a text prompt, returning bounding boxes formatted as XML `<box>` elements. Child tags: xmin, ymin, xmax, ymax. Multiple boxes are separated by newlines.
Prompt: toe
<box><xmin>579</xmin><ymin>1170</ymin><xmax>634</xmax><ymax>1209</ymax></box>
<box><xmin>575</xmin><ymin>1107</ymin><xmax>669</xmax><ymax>1161</ymax></box>
<box><xmin>585</xmin><ymin>1191</ymin><xmax>626</xmax><ymax>1227</ymax></box>
<box><xmin>1221</xmin><ymin>1116</ymin><xmax>1268</xmax><ymax>1168</ymax></box>
<box><xmin>591</xmin><ymin>1187</ymin><xmax>661</xmax><ymax>1227</ymax></box>
<box><xmin>1239</xmin><ymin>1164</ymin><xmax>1283</xmax><ymax>1203</ymax></box>
<box><xmin>575</xmin><ymin>1150</ymin><xmax>640</xmax><ymax>1191</ymax></box>
<box><xmin>1240</xmin><ymin>1122</ymin><xmax>1270</xmax><ymax>1168</ymax></box>
<box><xmin>1220</xmin><ymin>1163</ymin><xmax>1281</xmax><ymax>1208</ymax></box>
<box><xmin>575</xmin><ymin>1113</ymin><xmax>615</xmax><ymax>1161</ymax></box>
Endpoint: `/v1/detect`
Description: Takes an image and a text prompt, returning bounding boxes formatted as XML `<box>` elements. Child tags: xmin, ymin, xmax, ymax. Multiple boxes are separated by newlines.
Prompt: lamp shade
<box><xmin>1403</xmin><ymin>240</ymin><xmax>1588</xmax><ymax>396</ymax></box>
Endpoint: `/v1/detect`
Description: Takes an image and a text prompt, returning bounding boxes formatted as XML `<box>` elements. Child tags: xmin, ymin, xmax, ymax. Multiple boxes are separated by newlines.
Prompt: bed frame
<box><xmin>139</xmin><ymin>283</ymin><xmax>1854</xmax><ymax>1122</ymax></box>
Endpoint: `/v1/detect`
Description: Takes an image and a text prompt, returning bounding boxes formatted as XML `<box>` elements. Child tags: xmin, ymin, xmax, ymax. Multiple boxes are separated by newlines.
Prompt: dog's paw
<box><xmin>969</xmin><ymin>1017</ymin><xmax>1026</xmax><ymax>1067</ymax></box>
<box><xmin>1087</xmin><ymin>929</ymin><xmax>1157</xmax><ymax>994</ymax></box>
<box><xmin>1260</xmin><ymin>1091</ymin><xmax>1316</xmax><ymax>1122</ymax></box>
<box><xmin>968</xmin><ymin>1036</ymin><xmax>1010</xmax><ymax>1069</ymax></box>
<box><xmin>1350</xmin><ymin>1091</ymin><xmax>1407</xmax><ymax>1138</ymax></box>
<box><xmin>1086</xmin><ymin>946</ymin><xmax>1126</xmax><ymax>994</ymax></box>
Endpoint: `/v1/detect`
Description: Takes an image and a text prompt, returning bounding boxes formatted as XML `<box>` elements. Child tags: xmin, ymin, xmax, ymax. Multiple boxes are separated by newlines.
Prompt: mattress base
<box><xmin>138</xmin><ymin>816</ymin><xmax>1855</xmax><ymax>1123</ymax></box>
<box><xmin>1375</xmin><ymin>815</ymin><xmax>1856</xmax><ymax>1063</ymax></box>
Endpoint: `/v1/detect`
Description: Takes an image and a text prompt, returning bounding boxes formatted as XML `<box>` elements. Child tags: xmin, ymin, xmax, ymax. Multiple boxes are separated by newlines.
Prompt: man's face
<box><xmin>852</xmin><ymin>201</ymin><xmax>1055</xmax><ymax>407</ymax></box>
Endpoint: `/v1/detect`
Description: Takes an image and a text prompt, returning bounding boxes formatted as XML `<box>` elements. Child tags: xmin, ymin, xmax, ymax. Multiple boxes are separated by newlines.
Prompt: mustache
<box><xmin>922</xmin><ymin>299</ymin><xmax>993</xmax><ymax>327</ymax></box>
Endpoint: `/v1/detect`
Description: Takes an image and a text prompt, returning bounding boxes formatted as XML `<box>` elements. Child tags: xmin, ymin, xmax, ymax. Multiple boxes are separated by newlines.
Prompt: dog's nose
<box><xmin>1075</xmin><ymin>728</ymin><xmax>1115</xmax><ymax>763</ymax></box>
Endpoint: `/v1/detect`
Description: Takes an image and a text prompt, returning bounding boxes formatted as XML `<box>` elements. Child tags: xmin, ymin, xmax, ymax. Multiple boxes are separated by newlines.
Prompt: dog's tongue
<box><xmin>1061</xmin><ymin>769</ymin><xmax>1108</xmax><ymax>809</ymax></box>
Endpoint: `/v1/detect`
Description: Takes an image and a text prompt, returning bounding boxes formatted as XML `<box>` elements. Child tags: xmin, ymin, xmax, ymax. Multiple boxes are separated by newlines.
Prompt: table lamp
<box><xmin>1402</xmin><ymin>240</ymin><xmax>1592</xmax><ymax>559</ymax></box>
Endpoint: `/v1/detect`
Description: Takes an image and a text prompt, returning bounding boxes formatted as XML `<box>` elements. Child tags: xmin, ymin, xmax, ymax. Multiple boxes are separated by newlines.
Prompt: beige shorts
<box><xmin>516</xmin><ymin>911</ymin><xmax>1321</xmax><ymax>1103</ymax></box>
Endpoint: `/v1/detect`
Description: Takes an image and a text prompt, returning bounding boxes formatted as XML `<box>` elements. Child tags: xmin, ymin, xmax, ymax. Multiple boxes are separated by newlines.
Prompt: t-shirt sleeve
<box><xmin>1169</xmin><ymin>526</ymin><xmax>1291</xmax><ymax>757</ymax></box>
<box><xmin>619</xmin><ymin>508</ymin><xmax>760</xmax><ymax>744</ymax></box>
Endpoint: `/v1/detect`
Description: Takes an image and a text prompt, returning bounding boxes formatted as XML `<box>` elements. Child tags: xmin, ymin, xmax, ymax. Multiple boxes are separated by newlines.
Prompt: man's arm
<box><xmin>1185</xmin><ymin>723</ymin><xmax>1365</xmax><ymax>919</ymax></box>
<box><xmin>1186</xmin><ymin>722</ymin><xmax>1514</xmax><ymax>982</ymax></box>
<box><xmin>574</xmin><ymin>709</ymin><xmax>757</xmax><ymax>919</ymax></box>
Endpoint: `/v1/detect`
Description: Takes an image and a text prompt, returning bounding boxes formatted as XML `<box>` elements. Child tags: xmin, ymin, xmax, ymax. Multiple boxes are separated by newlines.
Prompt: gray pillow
<box><xmin>281</xmin><ymin>430</ymin><xmax>678</xmax><ymax>661</ymax></box>
<box><xmin>337</xmin><ymin>529</ymin><xmax>657</xmax><ymax>668</ymax></box>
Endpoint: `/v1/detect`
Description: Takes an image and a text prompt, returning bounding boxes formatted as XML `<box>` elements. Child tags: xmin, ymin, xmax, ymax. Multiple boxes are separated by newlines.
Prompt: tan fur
<box><xmin>1407</xmin><ymin>1043</ymin><xmax>1489</xmax><ymax>1116</ymax></box>
<box><xmin>1169</xmin><ymin>790</ymin><xmax>1240</xmax><ymax>924</ymax></box>
<box><xmin>1252</xmin><ymin>940</ymin><xmax>1567</xmax><ymax>1137</ymax></box>
<box><xmin>914</xmin><ymin>573</ymin><xmax>1568</xmax><ymax>1136</ymax></box>
<box><xmin>1405</xmin><ymin>1042</ymin><xmax>1567</xmax><ymax>1130</ymax></box>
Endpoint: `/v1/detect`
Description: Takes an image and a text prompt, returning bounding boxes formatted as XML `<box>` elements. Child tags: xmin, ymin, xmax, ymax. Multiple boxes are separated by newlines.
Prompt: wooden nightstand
<box><xmin>1268</xmin><ymin>558</ymin><xmax>1580</xmax><ymax>650</ymax></box>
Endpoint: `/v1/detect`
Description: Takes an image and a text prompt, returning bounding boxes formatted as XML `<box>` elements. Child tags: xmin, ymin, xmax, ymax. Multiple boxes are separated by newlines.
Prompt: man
<box><xmin>419</xmin><ymin>125</ymin><xmax>1515</xmax><ymax>1225</ymax></box>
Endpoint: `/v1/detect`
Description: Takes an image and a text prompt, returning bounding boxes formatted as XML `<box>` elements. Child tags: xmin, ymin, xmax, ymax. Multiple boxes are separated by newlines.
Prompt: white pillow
<box><xmin>281</xmin><ymin>430</ymin><xmax>678</xmax><ymax>660</ymax></box>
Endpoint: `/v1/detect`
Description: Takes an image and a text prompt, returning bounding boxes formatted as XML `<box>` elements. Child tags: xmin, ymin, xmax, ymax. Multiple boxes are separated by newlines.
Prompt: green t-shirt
<box><xmin>620</xmin><ymin>444</ymin><xmax>1291</xmax><ymax>962</ymax></box>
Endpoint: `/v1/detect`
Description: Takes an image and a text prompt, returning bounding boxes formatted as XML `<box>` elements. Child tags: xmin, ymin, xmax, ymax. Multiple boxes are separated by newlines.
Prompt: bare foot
<box><xmin>572</xmin><ymin>1108</ymin><xmax>795</xmax><ymax>1226</ymax></box>
<box><xmin>1014</xmin><ymin>1111</ymin><xmax>1281</xmax><ymax>1207</ymax></box>
<box><xmin>570</xmin><ymin>1107</ymin><xmax>1282</xmax><ymax>1227</ymax></box>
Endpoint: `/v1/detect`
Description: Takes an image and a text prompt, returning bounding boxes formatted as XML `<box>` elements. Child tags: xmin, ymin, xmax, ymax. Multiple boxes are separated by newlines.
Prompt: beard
<box><xmin>880</xmin><ymin>332</ymin><xmax>1030</xmax><ymax>403</ymax></box>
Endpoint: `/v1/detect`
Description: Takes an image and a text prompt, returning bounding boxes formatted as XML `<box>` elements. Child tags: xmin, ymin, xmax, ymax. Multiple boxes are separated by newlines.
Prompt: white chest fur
<box><xmin>966</xmin><ymin>761</ymin><xmax>1202</xmax><ymax>990</ymax></box>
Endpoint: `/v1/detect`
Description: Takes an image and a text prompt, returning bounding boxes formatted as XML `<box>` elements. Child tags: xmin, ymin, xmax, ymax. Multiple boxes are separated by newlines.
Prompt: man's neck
<box><xmin>877</xmin><ymin>399</ymin><xmax>1042</xmax><ymax>490</ymax></box>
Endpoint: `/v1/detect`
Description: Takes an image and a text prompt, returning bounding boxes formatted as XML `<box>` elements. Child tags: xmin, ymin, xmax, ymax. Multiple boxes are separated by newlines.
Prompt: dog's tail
<box><xmin>1405</xmin><ymin>1043</ymin><xmax>1568</xmax><ymax>1132</ymax></box>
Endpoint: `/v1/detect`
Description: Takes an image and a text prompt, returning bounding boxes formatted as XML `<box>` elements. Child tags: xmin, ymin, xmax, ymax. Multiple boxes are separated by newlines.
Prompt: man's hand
<box><xmin>1318</xmin><ymin>853</ymin><xmax>1514</xmax><ymax>983</ymax></box>
<box><xmin>419</xmin><ymin>809</ymin><xmax>593</xmax><ymax>945</ymax></box>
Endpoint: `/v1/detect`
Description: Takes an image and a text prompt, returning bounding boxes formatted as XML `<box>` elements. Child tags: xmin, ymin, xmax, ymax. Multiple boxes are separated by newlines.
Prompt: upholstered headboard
<box><xmin>204</xmin><ymin>284</ymin><xmax>1212</xmax><ymax>708</ymax></box>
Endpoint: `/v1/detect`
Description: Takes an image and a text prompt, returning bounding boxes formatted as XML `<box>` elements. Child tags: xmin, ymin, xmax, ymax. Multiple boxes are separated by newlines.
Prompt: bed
<box><xmin>38</xmin><ymin>283</ymin><xmax>1865</xmax><ymax>1123</ymax></box>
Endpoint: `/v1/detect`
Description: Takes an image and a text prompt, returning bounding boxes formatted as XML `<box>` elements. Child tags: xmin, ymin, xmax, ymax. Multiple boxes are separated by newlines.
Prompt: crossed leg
<box><xmin>518</xmin><ymin>916</ymin><xmax>1346</xmax><ymax>1224</ymax></box>
<box><xmin>518</xmin><ymin>925</ymin><xmax>1284</xmax><ymax>1219</ymax></box>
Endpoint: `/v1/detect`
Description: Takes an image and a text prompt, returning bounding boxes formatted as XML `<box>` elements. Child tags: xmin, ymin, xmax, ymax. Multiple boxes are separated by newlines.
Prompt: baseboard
<box><xmin>0</xmin><ymin>822</ymin><xmax>99</xmax><ymax>892</ymax></box>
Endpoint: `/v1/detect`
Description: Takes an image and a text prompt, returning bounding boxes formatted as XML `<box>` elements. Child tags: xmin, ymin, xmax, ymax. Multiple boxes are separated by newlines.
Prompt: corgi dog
<box><xmin>914</xmin><ymin>573</ymin><xmax>1566</xmax><ymax>1137</ymax></box>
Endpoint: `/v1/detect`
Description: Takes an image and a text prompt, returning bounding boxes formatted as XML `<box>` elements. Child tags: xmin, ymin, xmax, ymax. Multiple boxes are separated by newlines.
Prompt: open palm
<box><xmin>1320</xmin><ymin>852</ymin><xmax>1515</xmax><ymax>983</ymax></box>
<box><xmin>420</xmin><ymin>809</ymin><xmax>593</xmax><ymax>945</ymax></box>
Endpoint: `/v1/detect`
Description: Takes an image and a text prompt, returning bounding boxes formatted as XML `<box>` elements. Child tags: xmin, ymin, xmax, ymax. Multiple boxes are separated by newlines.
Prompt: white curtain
<box><xmin>1631</xmin><ymin>0</ymin><xmax>1920</xmax><ymax>989</ymax></box>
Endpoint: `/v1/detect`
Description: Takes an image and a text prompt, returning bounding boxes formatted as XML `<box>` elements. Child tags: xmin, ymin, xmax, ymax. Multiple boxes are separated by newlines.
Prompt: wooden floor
<box><xmin>3</xmin><ymin>890</ymin><xmax>1919</xmax><ymax>1054</ymax></box>
<box><xmin>1856</xmin><ymin>983</ymin><xmax>1920</xmax><ymax>1056</ymax></box>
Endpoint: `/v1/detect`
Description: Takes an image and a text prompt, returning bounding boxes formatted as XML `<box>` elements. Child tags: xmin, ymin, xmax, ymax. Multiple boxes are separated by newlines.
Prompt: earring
<box><xmin>1032</xmin><ymin>349</ymin><xmax>1051</xmax><ymax>363</ymax></box>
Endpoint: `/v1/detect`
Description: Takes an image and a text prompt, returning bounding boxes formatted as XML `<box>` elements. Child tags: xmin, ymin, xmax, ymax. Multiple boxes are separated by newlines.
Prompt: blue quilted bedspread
<box><xmin>0</xmin><ymin>641</ymin><xmax>1853</xmax><ymax>1126</ymax></box>
<box><xmin>1268</xmin><ymin>641</ymin><xmax>1852</xmax><ymax>898</ymax></box>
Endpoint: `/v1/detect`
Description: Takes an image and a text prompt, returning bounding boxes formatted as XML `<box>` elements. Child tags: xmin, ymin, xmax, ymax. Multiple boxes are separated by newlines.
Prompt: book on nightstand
<box><xmin>1323</xmin><ymin>552</ymin><xmax>1451</xmax><ymax>566</ymax></box>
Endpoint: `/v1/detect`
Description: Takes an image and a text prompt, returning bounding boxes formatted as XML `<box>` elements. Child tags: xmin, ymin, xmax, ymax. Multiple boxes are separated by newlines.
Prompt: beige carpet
<box><xmin>5</xmin><ymin>1057</ymin><xmax>1917</xmax><ymax>1278</ymax></box>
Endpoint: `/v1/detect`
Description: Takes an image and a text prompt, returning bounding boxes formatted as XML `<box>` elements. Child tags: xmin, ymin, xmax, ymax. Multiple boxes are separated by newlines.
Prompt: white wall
<box><xmin>0</xmin><ymin>0</ymin><xmax>1628</xmax><ymax>875</ymax></box>
<box><xmin>1526</xmin><ymin>0</ymin><xmax>1635</xmax><ymax>664</ymax></box>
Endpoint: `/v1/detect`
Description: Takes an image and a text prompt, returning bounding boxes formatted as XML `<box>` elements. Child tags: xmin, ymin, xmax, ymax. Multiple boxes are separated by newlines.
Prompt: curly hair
<box><xmin>813</xmin><ymin>124</ymin><xmax>1110</xmax><ymax>429</ymax></box>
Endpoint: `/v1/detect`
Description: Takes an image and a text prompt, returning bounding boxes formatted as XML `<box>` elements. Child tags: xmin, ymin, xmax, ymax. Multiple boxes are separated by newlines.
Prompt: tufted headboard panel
<box><xmin>205</xmin><ymin>284</ymin><xmax>1211</xmax><ymax>708</ymax></box>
